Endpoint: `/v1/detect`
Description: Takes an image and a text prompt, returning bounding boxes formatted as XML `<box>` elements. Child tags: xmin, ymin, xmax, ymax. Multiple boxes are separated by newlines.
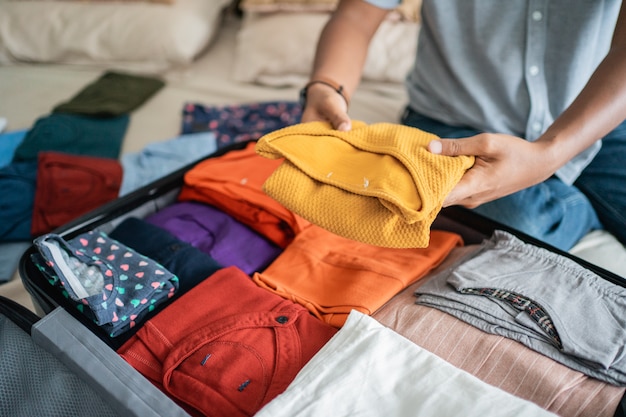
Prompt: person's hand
<box><xmin>429</xmin><ymin>133</ymin><xmax>558</xmax><ymax>208</ymax></box>
<box><xmin>301</xmin><ymin>83</ymin><xmax>352</xmax><ymax>131</ymax></box>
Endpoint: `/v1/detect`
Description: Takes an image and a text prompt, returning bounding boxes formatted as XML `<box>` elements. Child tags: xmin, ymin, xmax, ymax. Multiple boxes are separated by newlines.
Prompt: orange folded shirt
<box><xmin>252</xmin><ymin>225</ymin><xmax>463</xmax><ymax>328</ymax></box>
<box><xmin>177</xmin><ymin>142</ymin><xmax>310</xmax><ymax>248</ymax></box>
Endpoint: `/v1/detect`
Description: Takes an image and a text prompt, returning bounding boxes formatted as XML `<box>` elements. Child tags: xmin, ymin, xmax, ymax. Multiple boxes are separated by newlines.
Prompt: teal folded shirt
<box><xmin>12</xmin><ymin>113</ymin><xmax>128</xmax><ymax>162</ymax></box>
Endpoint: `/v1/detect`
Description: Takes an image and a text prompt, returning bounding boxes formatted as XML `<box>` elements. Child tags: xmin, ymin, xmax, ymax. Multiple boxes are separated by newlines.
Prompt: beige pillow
<box><xmin>394</xmin><ymin>0</ymin><xmax>422</xmax><ymax>22</ymax></box>
<box><xmin>233</xmin><ymin>12</ymin><xmax>419</xmax><ymax>86</ymax></box>
<box><xmin>239</xmin><ymin>0</ymin><xmax>337</xmax><ymax>13</ymax></box>
<box><xmin>10</xmin><ymin>0</ymin><xmax>175</xmax><ymax>3</ymax></box>
<box><xmin>74</xmin><ymin>0</ymin><xmax>175</xmax><ymax>3</ymax></box>
<box><xmin>0</xmin><ymin>0</ymin><xmax>232</xmax><ymax>71</ymax></box>
<box><xmin>27</xmin><ymin>0</ymin><xmax>177</xmax><ymax>4</ymax></box>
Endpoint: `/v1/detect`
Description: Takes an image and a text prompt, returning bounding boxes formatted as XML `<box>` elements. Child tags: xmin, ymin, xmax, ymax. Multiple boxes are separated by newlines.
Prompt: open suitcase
<box><xmin>17</xmin><ymin>141</ymin><xmax>626</xmax><ymax>416</ymax></box>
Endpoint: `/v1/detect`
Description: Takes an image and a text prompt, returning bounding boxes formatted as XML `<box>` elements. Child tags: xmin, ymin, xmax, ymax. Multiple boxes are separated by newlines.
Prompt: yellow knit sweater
<box><xmin>255</xmin><ymin>120</ymin><xmax>474</xmax><ymax>248</ymax></box>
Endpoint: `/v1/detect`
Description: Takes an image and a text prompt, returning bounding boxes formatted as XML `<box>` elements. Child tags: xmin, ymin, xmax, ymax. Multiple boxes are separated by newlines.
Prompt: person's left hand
<box><xmin>428</xmin><ymin>133</ymin><xmax>558</xmax><ymax>208</ymax></box>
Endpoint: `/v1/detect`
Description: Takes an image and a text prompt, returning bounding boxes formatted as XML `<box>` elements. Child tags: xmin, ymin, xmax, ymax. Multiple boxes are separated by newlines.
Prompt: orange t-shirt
<box><xmin>253</xmin><ymin>225</ymin><xmax>463</xmax><ymax>328</ymax></box>
<box><xmin>178</xmin><ymin>142</ymin><xmax>310</xmax><ymax>248</ymax></box>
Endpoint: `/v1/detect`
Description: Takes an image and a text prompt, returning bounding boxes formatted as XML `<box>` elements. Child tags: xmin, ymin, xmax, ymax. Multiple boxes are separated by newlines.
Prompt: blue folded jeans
<box><xmin>401</xmin><ymin>108</ymin><xmax>626</xmax><ymax>251</ymax></box>
<box><xmin>109</xmin><ymin>216</ymin><xmax>223</xmax><ymax>294</ymax></box>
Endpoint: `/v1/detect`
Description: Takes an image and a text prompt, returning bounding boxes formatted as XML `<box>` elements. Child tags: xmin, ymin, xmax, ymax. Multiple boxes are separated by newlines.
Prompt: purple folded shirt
<box><xmin>145</xmin><ymin>201</ymin><xmax>282</xmax><ymax>275</ymax></box>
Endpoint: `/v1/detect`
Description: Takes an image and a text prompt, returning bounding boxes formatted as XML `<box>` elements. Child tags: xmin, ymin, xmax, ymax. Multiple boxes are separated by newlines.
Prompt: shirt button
<box><xmin>529</xmin><ymin>65</ymin><xmax>539</xmax><ymax>76</ymax></box>
<box><xmin>276</xmin><ymin>316</ymin><xmax>289</xmax><ymax>324</ymax></box>
<box><xmin>532</xmin><ymin>122</ymin><xmax>542</xmax><ymax>132</ymax></box>
<box><xmin>532</xmin><ymin>11</ymin><xmax>543</xmax><ymax>21</ymax></box>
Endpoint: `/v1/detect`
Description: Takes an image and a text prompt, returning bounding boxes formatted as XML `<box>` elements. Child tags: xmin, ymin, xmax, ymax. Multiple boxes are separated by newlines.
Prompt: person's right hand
<box><xmin>301</xmin><ymin>82</ymin><xmax>352</xmax><ymax>131</ymax></box>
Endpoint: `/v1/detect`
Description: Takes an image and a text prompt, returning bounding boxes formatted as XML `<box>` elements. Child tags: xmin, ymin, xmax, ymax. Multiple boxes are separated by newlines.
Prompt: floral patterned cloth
<box><xmin>181</xmin><ymin>101</ymin><xmax>302</xmax><ymax>149</ymax></box>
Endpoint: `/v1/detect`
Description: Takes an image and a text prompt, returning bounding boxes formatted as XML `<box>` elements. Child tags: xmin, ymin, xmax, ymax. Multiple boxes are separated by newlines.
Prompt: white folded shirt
<box><xmin>255</xmin><ymin>310</ymin><xmax>557</xmax><ymax>417</ymax></box>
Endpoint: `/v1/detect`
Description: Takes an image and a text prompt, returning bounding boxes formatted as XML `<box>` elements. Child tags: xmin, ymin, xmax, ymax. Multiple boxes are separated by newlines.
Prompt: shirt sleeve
<box><xmin>362</xmin><ymin>0</ymin><xmax>400</xmax><ymax>9</ymax></box>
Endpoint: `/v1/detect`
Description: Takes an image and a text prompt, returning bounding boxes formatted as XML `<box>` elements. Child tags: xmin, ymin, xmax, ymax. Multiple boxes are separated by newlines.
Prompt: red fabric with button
<box><xmin>31</xmin><ymin>151</ymin><xmax>122</xmax><ymax>236</ymax></box>
<box><xmin>117</xmin><ymin>266</ymin><xmax>337</xmax><ymax>417</ymax></box>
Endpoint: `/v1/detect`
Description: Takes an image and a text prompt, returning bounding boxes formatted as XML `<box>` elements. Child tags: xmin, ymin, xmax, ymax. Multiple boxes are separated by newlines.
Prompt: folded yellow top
<box><xmin>255</xmin><ymin>120</ymin><xmax>474</xmax><ymax>248</ymax></box>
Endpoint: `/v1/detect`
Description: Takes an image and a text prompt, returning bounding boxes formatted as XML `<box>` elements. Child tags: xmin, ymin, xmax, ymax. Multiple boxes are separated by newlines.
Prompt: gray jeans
<box><xmin>415</xmin><ymin>230</ymin><xmax>626</xmax><ymax>386</ymax></box>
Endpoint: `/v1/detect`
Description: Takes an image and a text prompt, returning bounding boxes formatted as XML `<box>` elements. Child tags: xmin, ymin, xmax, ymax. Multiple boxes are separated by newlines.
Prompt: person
<box><xmin>299</xmin><ymin>0</ymin><xmax>626</xmax><ymax>252</ymax></box>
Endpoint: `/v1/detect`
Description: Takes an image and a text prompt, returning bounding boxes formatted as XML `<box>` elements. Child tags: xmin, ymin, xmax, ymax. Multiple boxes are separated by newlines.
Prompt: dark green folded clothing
<box><xmin>52</xmin><ymin>71</ymin><xmax>165</xmax><ymax>117</ymax></box>
<box><xmin>12</xmin><ymin>113</ymin><xmax>129</xmax><ymax>162</ymax></box>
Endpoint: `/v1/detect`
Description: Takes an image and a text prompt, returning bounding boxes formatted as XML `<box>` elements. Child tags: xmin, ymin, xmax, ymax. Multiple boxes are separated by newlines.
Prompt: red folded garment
<box><xmin>31</xmin><ymin>151</ymin><xmax>122</xmax><ymax>236</ymax></box>
<box><xmin>118</xmin><ymin>266</ymin><xmax>337</xmax><ymax>417</ymax></box>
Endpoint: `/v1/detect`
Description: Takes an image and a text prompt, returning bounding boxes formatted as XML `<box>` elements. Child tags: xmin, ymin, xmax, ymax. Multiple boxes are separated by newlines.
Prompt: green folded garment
<box><xmin>52</xmin><ymin>71</ymin><xmax>165</xmax><ymax>117</ymax></box>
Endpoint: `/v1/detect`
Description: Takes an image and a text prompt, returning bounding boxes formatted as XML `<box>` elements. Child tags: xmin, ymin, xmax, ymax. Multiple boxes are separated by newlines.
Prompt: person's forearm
<box><xmin>310</xmin><ymin>0</ymin><xmax>389</xmax><ymax>102</ymax></box>
<box><xmin>537</xmin><ymin>4</ymin><xmax>626</xmax><ymax>171</ymax></box>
